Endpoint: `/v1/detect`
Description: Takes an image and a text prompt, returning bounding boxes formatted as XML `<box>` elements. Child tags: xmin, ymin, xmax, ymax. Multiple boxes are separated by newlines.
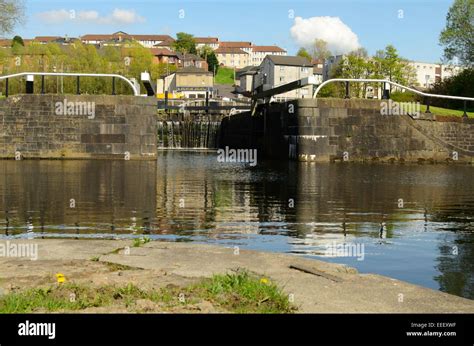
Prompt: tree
<box><xmin>373</xmin><ymin>45</ymin><xmax>416</xmax><ymax>86</ymax></box>
<box><xmin>312</xmin><ymin>39</ymin><xmax>331</xmax><ymax>61</ymax></box>
<box><xmin>199</xmin><ymin>45</ymin><xmax>219</xmax><ymax>73</ymax></box>
<box><xmin>439</xmin><ymin>0</ymin><xmax>474</xmax><ymax>66</ymax></box>
<box><xmin>0</xmin><ymin>0</ymin><xmax>24</xmax><ymax>35</ymax></box>
<box><xmin>172</xmin><ymin>32</ymin><xmax>197</xmax><ymax>54</ymax></box>
<box><xmin>11</xmin><ymin>35</ymin><xmax>24</xmax><ymax>46</ymax></box>
<box><xmin>296</xmin><ymin>47</ymin><xmax>312</xmax><ymax>61</ymax></box>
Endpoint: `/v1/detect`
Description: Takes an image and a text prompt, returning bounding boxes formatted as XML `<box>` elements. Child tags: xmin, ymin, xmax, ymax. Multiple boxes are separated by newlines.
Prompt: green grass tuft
<box><xmin>0</xmin><ymin>272</ymin><xmax>294</xmax><ymax>313</ymax></box>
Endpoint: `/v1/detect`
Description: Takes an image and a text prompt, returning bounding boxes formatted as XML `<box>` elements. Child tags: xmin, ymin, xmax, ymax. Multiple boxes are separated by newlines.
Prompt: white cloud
<box><xmin>37</xmin><ymin>8</ymin><xmax>145</xmax><ymax>25</ymax></box>
<box><xmin>77</xmin><ymin>11</ymin><xmax>99</xmax><ymax>21</ymax></box>
<box><xmin>37</xmin><ymin>9</ymin><xmax>71</xmax><ymax>24</ymax></box>
<box><xmin>290</xmin><ymin>16</ymin><xmax>360</xmax><ymax>55</ymax></box>
<box><xmin>106</xmin><ymin>9</ymin><xmax>145</xmax><ymax>24</ymax></box>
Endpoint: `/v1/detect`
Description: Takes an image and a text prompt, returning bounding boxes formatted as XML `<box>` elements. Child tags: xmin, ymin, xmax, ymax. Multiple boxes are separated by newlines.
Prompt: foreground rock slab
<box><xmin>1</xmin><ymin>239</ymin><xmax>473</xmax><ymax>313</ymax></box>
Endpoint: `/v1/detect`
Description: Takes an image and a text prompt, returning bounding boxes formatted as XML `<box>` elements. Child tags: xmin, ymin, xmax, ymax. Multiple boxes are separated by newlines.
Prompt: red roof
<box><xmin>81</xmin><ymin>33</ymin><xmax>173</xmax><ymax>42</ymax></box>
<box><xmin>195</xmin><ymin>37</ymin><xmax>219</xmax><ymax>43</ymax></box>
<box><xmin>34</xmin><ymin>36</ymin><xmax>61</xmax><ymax>42</ymax></box>
<box><xmin>252</xmin><ymin>45</ymin><xmax>286</xmax><ymax>53</ymax></box>
<box><xmin>219</xmin><ymin>41</ymin><xmax>252</xmax><ymax>48</ymax></box>
<box><xmin>150</xmin><ymin>48</ymin><xmax>178</xmax><ymax>57</ymax></box>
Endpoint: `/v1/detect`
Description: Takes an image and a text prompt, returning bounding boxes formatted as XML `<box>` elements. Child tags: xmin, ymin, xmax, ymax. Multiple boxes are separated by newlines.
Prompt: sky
<box><xmin>12</xmin><ymin>0</ymin><xmax>454</xmax><ymax>63</ymax></box>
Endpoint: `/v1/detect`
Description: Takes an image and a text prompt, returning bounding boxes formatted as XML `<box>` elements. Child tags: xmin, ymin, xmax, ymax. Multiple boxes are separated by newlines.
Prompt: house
<box><xmin>218</xmin><ymin>42</ymin><xmax>253</xmax><ymax>55</ymax></box>
<box><xmin>150</xmin><ymin>48</ymin><xmax>179</xmax><ymax>64</ymax></box>
<box><xmin>215</xmin><ymin>47</ymin><xmax>249</xmax><ymax>68</ymax></box>
<box><xmin>254</xmin><ymin>55</ymin><xmax>314</xmax><ymax>99</ymax></box>
<box><xmin>312</xmin><ymin>59</ymin><xmax>324</xmax><ymax>84</ymax></box>
<box><xmin>81</xmin><ymin>32</ymin><xmax>174</xmax><ymax>48</ymax></box>
<box><xmin>236</xmin><ymin>66</ymin><xmax>258</xmax><ymax>94</ymax></box>
<box><xmin>195</xmin><ymin>37</ymin><xmax>219</xmax><ymax>50</ymax></box>
<box><xmin>154</xmin><ymin>40</ymin><xmax>174</xmax><ymax>50</ymax></box>
<box><xmin>251</xmin><ymin>46</ymin><xmax>287</xmax><ymax>66</ymax></box>
<box><xmin>177</xmin><ymin>53</ymin><xmax>208</xmax><ymax>70</ymax></box>
<box><xmin>33</xmin><ymin>36</ymin><xmax>78</xmax><ymax>45</ymax></box>
<box><xmin>323</xmin><ymin>55</ymin><xmax>344</xmax><ymax>81</ymax></box>
<box><xmin>408</xmin><ymin>61</ymin><xmax>462</xmax><ymax>88</ymax></box>
<box><xmin>34</xmin><ymin>36</ymin><xmax>61</xmax><ymax>44</ymax></box>
<box><xmin>157</xmin><ymin>66</ymin><xmax>214</xmax><ymax>98</ymax></box>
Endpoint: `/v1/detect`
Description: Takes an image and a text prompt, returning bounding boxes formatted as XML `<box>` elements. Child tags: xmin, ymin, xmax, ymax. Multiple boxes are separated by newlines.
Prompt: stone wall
<box><xmin>219</xmin><ymin>98</ymin><xmax>474</xmax><ymax>163</ymax></box>
<box><xmin>0</xmin><ymin>94</ymin><xmax>157</xmax><ymax>160</ymax></box>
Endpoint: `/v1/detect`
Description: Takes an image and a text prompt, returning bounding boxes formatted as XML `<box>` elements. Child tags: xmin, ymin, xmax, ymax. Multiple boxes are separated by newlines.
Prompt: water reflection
<box><xmin>0</xmin><ymin>152</ymin><xmax>473</xmax><ymax>299</ymax></box>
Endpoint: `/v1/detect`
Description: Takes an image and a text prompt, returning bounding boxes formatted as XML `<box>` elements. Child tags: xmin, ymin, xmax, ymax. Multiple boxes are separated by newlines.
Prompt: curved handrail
<box><xmin>0</xmin><ymin>72</ymin><xmax>139</xmax><ymax>96</ymax></box>
<box><xmin>313</xmin><ymin>78</ymin><xmax>474</xmax><ymax>102</ymax></box>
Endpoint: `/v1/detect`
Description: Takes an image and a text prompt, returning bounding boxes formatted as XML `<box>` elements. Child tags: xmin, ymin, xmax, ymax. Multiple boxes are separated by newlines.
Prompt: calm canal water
<box><xmin>1</xmin><ymin>151</ymin><xmax>473</xmax><ymax>299</ymax></box>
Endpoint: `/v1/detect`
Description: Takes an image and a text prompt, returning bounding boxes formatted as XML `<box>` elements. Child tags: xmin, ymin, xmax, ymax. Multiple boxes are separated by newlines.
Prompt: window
<box><xmin>279</xmin><ymin>66</ymin><xmax>285</xmax><ymax>72</ymax></box>
<box><xmin>302</xmin><ymin>67</ymin><xmax>308</xmax><ymax>73</ymax></box>
<box><xmin>280</xmin><ymin>76</ymin><xmax>285</xmax><ymax>82</ymax></box>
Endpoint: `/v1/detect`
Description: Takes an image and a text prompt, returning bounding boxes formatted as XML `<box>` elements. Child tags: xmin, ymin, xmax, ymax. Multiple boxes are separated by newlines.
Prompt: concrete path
<box><xmin>1</xmin><ymin>239</ymin><xmax>473</xmax><ymax>313</ymax></box>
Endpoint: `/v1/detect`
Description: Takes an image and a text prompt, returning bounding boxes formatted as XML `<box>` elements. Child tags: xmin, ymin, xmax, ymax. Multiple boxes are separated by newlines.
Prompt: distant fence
<box><xmin>0</xmin><ymin>72</ymin><xmax>140</xmax><ymax>97</ymax></box>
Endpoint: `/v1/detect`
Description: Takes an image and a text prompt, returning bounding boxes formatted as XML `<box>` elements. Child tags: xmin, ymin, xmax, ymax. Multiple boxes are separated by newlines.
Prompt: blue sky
<box><xmin>15</xmin><ymin>0</ymin><xmax>453</xmax><ymax>63</ymax></box>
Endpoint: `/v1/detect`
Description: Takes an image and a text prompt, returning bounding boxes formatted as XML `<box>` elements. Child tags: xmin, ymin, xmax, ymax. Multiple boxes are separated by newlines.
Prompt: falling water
<box><xmin>157</xmin><ymin>119</ymin><xmax>221</xmax><ymax>149</ymax></box>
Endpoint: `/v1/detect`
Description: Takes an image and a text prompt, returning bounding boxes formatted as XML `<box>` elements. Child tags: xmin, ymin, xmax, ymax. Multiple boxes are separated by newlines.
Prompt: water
<box><xmin>157</xmin><ymin>120</ymin><xmax>221</xmax><ymax>148</ymax></box>
<box><xmin>0</xmin><ymin>151</ymin><xmax>473</xmax><ymax>299</ymax></box>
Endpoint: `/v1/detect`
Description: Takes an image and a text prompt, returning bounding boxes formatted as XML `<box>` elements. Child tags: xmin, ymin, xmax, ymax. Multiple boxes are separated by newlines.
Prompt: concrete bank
<box><xmin>0</xmin><ymin>239</ymin><xmax>473</xmax><ymax>313</ymax></box>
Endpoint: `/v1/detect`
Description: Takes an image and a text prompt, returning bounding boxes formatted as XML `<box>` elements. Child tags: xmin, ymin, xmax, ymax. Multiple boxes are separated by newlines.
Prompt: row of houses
<box><xmin>0</xmin><ymin>32</ymin><xmax>287</xmax><ymax>69</ymax></box>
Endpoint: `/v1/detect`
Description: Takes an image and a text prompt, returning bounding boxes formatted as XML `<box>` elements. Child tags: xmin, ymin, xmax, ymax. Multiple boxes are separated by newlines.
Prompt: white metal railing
<box><xmin>313</xmin><ymin>78</ymin><xmax>474</xmax><ymax>102</ymax></box>
<box><xmin>0</xmin><ymin>72</ymin><xmax>139</xmax><ymax>96</ymax></box>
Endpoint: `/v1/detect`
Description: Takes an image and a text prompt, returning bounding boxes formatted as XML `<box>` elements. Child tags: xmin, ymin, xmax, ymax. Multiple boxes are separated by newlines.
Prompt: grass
<box><xmin>194</xmin><ymin>271</ymin><xmax>294</xmax><ymax>313</ymax></box>
<box><xmin>133</xmin><ymin>236</ymin><xmax>151</xmax><ymax>247</ymax></box>
<box><xmin>215</xmin><ymin>67</ymin><xmax>235</xmax><ymax>85</ymax></box>
<box><xmin>419</xmin><ymin>104</ymin><xmax>474</xmax><ymax>118</ymax></box>
<box><xmin>0</xmin><ymin>271</ymin><xmax>294</xmax><ymax>313</ymax></box>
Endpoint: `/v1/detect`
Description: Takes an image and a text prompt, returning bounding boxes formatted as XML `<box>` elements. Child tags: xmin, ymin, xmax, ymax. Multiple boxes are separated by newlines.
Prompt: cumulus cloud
<box><xmin>37</xmin><ymin>9</ymin><xmax>71</xmax><ymax>24</ymax></box>
<box><xmin>290</xmin><ymin>16</ymin><xmax>360</xmax><ymax>55</ymax></box>
<box><xmin>37</xmin><ymin>8</ymin><xmax>145</xmax><ymax>25</ymax></box>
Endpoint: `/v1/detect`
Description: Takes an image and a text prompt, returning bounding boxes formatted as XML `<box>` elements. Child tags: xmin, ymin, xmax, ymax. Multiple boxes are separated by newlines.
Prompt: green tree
<box><xmin>172</xmin><ymin>32</ymin><xmax>197</xmax><ymax>54</ymax></box>
<box><xmin>0</xmin><ymin>0</ymin><xmax>24</xmax><ymax>35</ymax></box>
<box><xmin>296</xmin><ymin>47</ymin><xmax>312</xmax><ymax>61</ymax></box>
<box><xmin>439</xmin><ymin>0</ymin><xmax>474</xmax><ymax>66</ymax></box>
<box><xmin>373</xmin><ymin>45</ymin><xmax>416</xmax><ymax>86</ymax></box>
<box><xmin>199</xmin><ymin>45</ymin><xmax>219</xmax><ymax>73</ymax></box>
<box><xmin>11</xmin><ymin>35</ymin><xmax>24</xmax><ymax>46</ymax></box>
<box><xmin>312</xmin><ymin>39</ymin><xmax>331</xmax><ymax>61</ymax></box>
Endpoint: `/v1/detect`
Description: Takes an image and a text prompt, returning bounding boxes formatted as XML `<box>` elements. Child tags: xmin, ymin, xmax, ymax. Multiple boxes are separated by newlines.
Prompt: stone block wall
<box><xmin>219</xmin><ymin>98</ymin><xmax>474</xmax><ymax>163</ymax></box>
<box><xmin>0</xmin><ymin>94</ymin><xmax>157</xmax><ymax>160</ymax></box>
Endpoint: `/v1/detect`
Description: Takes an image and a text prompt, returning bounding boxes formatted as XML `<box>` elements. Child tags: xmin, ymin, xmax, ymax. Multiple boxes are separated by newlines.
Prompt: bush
<box><xmin>428</xmin><ymin>68</ymin><xmax>474</xmax><ymax>110</ymax></box>
<box><xmin>390</xmin><ymin>91</ymin><xmax>420</xmax><ymax>103</ymax></box>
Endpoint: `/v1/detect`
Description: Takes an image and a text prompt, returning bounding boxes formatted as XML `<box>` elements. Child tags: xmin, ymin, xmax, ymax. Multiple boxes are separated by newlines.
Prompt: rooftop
<box><xmin>175</xmin><ymin>66</ymin><xmax>212</xmax><ymax>74</ymax></box>
<box><xmin>266</xmin><ymin>55</ymin><xmax>313</xmax><ymax>67</ymax></box>
<box><xmin>252</xmin><ymin>45</ymin><xmax>286</xmax><ymax>53</ymax></box>
<box><xmin>219</xmin><ymin>41</ymin><xmax>252</xmax><ymax>48</ymax></box>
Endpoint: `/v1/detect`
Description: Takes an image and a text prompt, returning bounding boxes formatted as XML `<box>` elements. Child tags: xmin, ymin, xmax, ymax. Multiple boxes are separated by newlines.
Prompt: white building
<box><xmin>408</xmin><ymin>61</ymin><xmax>462</xmax><ymax>88</ymax></box>
<box><xmin>251</xmin><ymin>46</ymin><xmax>287</xmax><ymax>66</ymax></box>
<box><xmin>195</xmin><ymin>37</ymin><xmax>219</xmax><ymax>50</ymax></box>
<box><xmin>253</xmin><ymin>55</ymin><xmax>314</xmax><ymax>99</ymax></box>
